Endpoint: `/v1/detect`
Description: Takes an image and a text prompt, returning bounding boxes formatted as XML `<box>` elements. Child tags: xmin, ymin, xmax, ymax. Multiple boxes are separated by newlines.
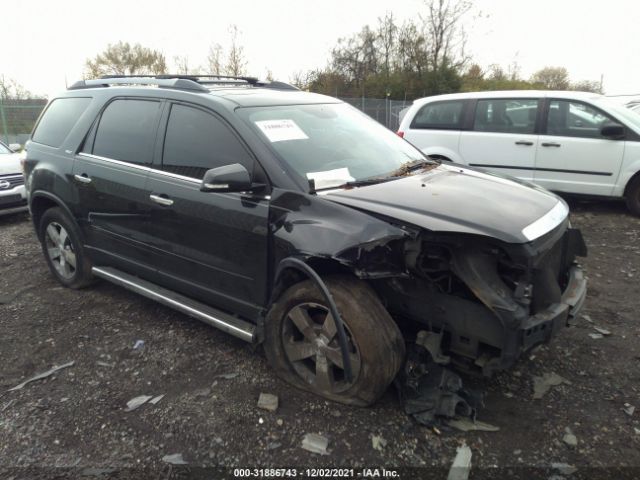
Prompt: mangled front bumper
<box><xmin>520</xmin><ymin>265</ymin><xmax>586</xmax><ymax>351</ymax></box>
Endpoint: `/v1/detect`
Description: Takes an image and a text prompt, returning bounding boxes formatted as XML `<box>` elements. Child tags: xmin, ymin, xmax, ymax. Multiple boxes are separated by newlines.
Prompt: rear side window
<box><xmin>32</xmin><ymin>97</ymin><xmax>91</xmax><ymax>147</ymax></box>
<box><xmin>161</xmin><ymin>104</ymin><xmax>253</xmax><ymax>179</ymax></box>
<box><xmin>410</xmin><ymin>100</ymin><xmax>465</xmax><ymax>129</ymax></box>
<box><xmin>92</xmin><ymin>99</ymin><xmax>161</xmax><ymax>165</ymax></box>
<box><xmin>473</xmin><ymin>99</ymin><xmax>538</xmax><ymax>134</ymax></box>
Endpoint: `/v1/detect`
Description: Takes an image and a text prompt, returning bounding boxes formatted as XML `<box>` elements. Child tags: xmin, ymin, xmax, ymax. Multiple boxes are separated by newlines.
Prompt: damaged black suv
<box><xmin>23</xmin><ymin>75</ymin><xmax>587</xmax><ymax>406</ymax></box>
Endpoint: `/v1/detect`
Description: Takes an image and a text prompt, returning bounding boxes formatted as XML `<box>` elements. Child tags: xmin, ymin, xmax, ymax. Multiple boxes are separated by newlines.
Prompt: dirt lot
<box><xmin>1</xmin><ymin>199</ymin><xmax>639</xmax><ymax>479</ymax></box>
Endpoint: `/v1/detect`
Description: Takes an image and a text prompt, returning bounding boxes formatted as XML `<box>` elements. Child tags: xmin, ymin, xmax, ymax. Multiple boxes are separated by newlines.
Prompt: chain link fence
<box><xmin>338</xmin><ymin>97</ymin><xmax>411</xmax><ymax>132</ymax></box>
<box><xmin>0</xmin><ymin>99</ymin><xmax>47</xmax><ymax>146</ymax></box>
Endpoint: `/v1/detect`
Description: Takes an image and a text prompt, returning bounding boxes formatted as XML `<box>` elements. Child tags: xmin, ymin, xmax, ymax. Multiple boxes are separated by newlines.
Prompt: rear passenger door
<box><xmin>73</xmin><ymin>98</ymin><xmax>163</xmax><ymax>272</ymax></box>
<box><xmin>534</xmin><ymin>99</ymin><xmax>624</xmax><ymax>195</ymax></box>
<box><xmin>144</xmin><ymin>102</ymin><xmax>269</xmax><ymax>320</ymax></box>
<box><xmin>459</xmin><ymin>98</ymin><xmax>540</xmax><ymax>181</ymax></box>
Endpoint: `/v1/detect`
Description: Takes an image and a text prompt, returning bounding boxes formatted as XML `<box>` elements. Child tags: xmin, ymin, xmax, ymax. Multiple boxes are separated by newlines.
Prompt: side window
<box><xmin>547</xmin><ymin>100</ymin><xmax>616</xmax><ymax>139</ymax></box>
<box><xmin>32</xmin><ymin>97</ymin><xmax>92</xmax><ymax>147</ymax></box>
<box><xmin>473</xmin><ymin>99</ymin><xmax>538</xmax><ymax>134</ymax></box>
<box><xmin>162</xmin><ymin>104</ymin><xmax>253</xmax><ymax>179</ymax></box>
<box><xmin>92</xmin><ymin>99</ymin><xmax>161</xmax><ymax>165</ymax></box>
<box><xmin>410</xmin><ymin>100</ymin><xmax>465</xmax><ymax>129</ymax></box>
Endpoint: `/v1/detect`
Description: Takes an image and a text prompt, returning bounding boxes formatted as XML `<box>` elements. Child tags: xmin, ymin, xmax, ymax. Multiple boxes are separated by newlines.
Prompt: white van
<box><xmin>398</xmin><ymin>90</ymin><xmax>640</xmax><ymax>215</ymax></box>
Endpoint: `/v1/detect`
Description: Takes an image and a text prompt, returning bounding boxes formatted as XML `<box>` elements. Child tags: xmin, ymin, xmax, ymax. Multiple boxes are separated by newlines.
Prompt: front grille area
<box><xmin>0</xmin><ymin>174</ymin><xmax>25</xmax><ymax>189</ymax></box>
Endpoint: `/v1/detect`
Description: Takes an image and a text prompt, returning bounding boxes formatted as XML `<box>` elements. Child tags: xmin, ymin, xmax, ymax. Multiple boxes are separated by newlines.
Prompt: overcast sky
<box><xmin>2</xmin><ymin>0</ymin><xmax>639</xmax><ymax>99</ymax></box>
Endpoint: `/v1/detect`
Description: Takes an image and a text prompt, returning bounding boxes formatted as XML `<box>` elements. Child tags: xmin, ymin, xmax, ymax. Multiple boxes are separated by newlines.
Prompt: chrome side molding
<box><xmin>92</xmin><ymin>266</ymin><xmax>256</xmax><ymax>343</ymax></box>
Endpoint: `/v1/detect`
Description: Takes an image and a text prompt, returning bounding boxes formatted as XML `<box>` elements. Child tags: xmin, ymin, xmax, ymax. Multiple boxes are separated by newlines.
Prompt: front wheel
<box><xmin>264</xmin><ymin>275</ymin><xmax>405</xmax><ymax>406</ymax></box>
<box><xmin>39</xmin><ymin>207</ymin><xmax>94</xmax><ymax>289</ymax></box>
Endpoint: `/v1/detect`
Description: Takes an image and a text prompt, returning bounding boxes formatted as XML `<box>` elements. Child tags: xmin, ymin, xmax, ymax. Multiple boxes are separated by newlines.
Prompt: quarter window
<box><xmin>162</xmin><ymin>104</ymin><xmax>253</xmax><ymax>179</ymax></box>
<box><xmin>92</xmin><ymin>99</ymin><xmax>161</xmax><ymax>165</ymax></box>
<box><xmin>410</xmin><ymin>100</ymin><xmax>465</xmax><ymax>129</ymax></box>
<box><xmin>547</xmin><ymin>100</ymin><xmax>616</xmax><ymax>139</ymax></box>
<box><xmin>473</xmin><ymin>99</ymin><xmax>538</xmax><ymax>134</ymax></box>
<box><xmin>32</xmin><ymin>97</ymin><xmax>92</xmax><ymax>148</ymax></box>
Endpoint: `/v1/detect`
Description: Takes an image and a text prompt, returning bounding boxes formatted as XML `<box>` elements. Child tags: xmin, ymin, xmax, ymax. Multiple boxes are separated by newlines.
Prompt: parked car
<box><xmin>23</xmin><ymin>76</ymin><xmax>586</xmax><ymax>406</ymax></box>
<box><xmin>0</xmin><ymin>140</ymin><xmax>28</xmax><ymax>216</ymax></box>
<box><xmin>398</xmin><ymin>90</ymin><xmax>640</xmax><ymax>215</ymax></box>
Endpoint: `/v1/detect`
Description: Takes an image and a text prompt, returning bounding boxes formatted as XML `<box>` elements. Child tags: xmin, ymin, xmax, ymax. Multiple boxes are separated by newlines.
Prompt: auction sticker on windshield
<box><xmin>255</xmin><ymin>119</ymin><xmax>309</xmax><ymax>142</ymax></box>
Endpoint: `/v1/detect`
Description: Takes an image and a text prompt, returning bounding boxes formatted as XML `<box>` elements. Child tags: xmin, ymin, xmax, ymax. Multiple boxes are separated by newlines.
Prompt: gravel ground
<box><xmin>1</xmin><ymin>199</ymin><xmax>639</xmax><ymax>479</ymax></box>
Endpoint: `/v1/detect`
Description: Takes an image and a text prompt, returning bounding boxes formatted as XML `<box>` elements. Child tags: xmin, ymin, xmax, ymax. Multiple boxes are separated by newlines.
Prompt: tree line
<box><xmin>1</xmin><ymin>1</ymin><xmax>603</xmax><ymax>100</ymax></box>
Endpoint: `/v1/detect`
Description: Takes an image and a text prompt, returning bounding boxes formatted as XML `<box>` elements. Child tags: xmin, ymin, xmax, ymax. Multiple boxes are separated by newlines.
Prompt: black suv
<box><xmin>23</xmin><ymin>75</ymin><xmax>587</xmax><ymax>406</ymax></box>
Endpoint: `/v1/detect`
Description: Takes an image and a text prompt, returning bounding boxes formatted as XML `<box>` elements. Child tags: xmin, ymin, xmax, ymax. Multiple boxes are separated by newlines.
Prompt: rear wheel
<box><xmin>626</xmin><ymin>176</ymin><xmax>640</xmax><ymax>216</ymax></box>
<box><xmin>264</xmin><ymin>275</ymin><xmax>405</xmax><ymax>406</ymax></box>
<box><xmin>39</xmin><ymin>207</ymin><xmax>94</xmax><ymax>289</ymax></box>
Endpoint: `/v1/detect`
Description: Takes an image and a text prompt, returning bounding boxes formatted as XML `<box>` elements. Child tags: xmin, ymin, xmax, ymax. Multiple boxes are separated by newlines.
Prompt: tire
<box><xmin>39</xmin><ymin>207</ymin><xmax>94</xmax><ymax>289</ymax></box>
<box><xmin>626</xmin><ymin>176</ymin><xmax>640</xmax><ymax>216</ymax></box>
<box><xmin>264</xmin><ymin>275</ymin><xmax>405</xmax><ymax>406</ymax></box>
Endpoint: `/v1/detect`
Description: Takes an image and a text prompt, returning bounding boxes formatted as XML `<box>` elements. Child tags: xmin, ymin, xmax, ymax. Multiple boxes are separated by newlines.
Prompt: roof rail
<box><xmin>68</xmin><ymin>76</ymin><xmax>208</xmax><ymax>92</ymax></box>
<box><xmin>68</xmin><ymin>74</ymin><xmax>299</xmax><ymax>92</ymax></box>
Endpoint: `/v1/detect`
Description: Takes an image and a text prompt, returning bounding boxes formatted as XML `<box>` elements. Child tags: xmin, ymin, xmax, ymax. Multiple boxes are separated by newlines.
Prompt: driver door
<box><xmin>144</xmin><ymin>102</ymin><xmax>269</xmax><ymax>320</ymax></box>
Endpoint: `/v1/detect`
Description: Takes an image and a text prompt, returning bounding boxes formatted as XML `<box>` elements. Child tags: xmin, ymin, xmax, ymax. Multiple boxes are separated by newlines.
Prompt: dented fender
<box><xmin>268</xmin><ymin>188</ymin><xmax>411</xmax><ymax>281</ymax></box>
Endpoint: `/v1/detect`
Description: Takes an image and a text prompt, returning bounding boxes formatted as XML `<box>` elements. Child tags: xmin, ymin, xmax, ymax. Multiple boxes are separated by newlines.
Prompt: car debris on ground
<box><xmin>563</xmin><ymin>427</ymin><xmax>578</xmax><ymax>447</ymax></box>
<box><xmin>624</xmin><ymin>403</ymin><xmax>635</xmax><ymax>416</ymax></box>
<box><xmin>301</xmin><ymin>433</ymin><xmax>329</xmax><ymax>455</ymax></box>
<box><xmin>447</xmin><ymin>418</ymin><xmax>500</xmax><ymax>432</ymax></box>
<box><xmin>161</xmin><ymin>453</ymin><xmax>187</xmax><ymax>465</ymax></box>
<box><xmin>257</xmin><ymin>393</ymin><xmax>278</xmax><ymax>412</ymax></box>
<box><xmin>7</xmin><ymin>361</ymin><xmax>74</xmax><ymax>391</ymax></box>
<box><xmin>593</xmin><ymin>327</ymin><xmax>611</xmax><ymax>336</ymax></box>
<box><xmin>371</xmin><ymin>434</ymin><xmax>387</xmax><ymax>451</ymax></box>
<box><xmin>532</xmin><ymin>372</ymin><xmax>570</xmax><ymax>399</ymax></box>
<box><xmin>447</xmin><ymin>443</ymin><xmax>472</xmax><ymax>480</ymax></box>
<box><xmin>551</xmin><ymin>462</ymin><xmax>577</xmax><ymax>476</ymax></box>
<box><xmin>124</xmin><ymin>395</ymin><xmax>153</xmax><ymax>412</ymax></box>
<box><xmin>149</xmin><ymin>394</ymin><xmax>164</xmax><ymax>405</ymax></box>
<box><xmin>396</xmin><ymin>331</ymin><xmax>483</xmax><ymax>426</ymax></box>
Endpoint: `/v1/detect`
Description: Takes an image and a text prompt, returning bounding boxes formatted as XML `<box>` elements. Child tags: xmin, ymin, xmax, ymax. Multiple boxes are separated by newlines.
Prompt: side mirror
<box><xmin>601</xmin><ymin>123</ymin><xmax>625</xmax><ymax>140</ymax></box>
<box><xmin>9</xmin><ymin>143</ymin><xmax>21</xmax><ymax>152</ymax></box>
<box><xmin>201</xmin><ymin>163</ymin><xmax>252</xmax><ymax>192</ymax></box>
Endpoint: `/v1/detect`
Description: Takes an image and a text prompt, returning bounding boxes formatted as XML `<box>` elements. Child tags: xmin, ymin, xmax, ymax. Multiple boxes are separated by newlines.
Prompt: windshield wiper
<box><xmin>312</xmin><ymin>176</ymin><xmax>396</xmax><ymax>192</ymax></box>
<box><xmin>391</xmin><ymin>158</ymin><xmax>440</xmax><ymax>177</ymax></box>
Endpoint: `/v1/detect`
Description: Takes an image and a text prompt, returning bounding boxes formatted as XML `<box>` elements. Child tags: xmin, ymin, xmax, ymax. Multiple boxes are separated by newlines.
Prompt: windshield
<box><xmin>239</xmin><ymin>103</ymin><xmax>429</xmax><ymax>189</ymax></box>
<box><xmin>0</xmin><ymin>142</ymin><xmax>10</xmax><ymax>155</ymax></box>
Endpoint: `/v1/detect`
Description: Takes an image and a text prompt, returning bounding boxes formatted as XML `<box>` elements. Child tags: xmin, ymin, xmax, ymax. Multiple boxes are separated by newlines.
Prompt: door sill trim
<box><xmin>92</xmin><ymin>266</ymin><xmax>256</xmax><ymax>343</ymax></box>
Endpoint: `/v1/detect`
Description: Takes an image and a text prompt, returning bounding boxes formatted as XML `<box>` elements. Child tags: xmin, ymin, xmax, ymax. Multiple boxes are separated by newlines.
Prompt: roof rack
<box><xmin>68</xmin><ymin>74</ymin><xmax>299</xmax><ymax>92</ymax></box>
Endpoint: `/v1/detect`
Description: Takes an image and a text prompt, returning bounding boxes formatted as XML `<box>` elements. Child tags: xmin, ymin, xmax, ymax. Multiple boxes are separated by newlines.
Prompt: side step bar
<box><xmin>92</xmin><ymin>266</ymin><xmax>256</xmax><ymax>343</ymax></box>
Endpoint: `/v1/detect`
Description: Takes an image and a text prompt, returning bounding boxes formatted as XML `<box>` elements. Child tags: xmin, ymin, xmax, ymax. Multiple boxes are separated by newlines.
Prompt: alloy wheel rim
<box><xmin>44</xmin><ymin>222</ymin><xmax>77</xmax><ymax>279</ymax></box>
<box><xmin>282</xmin><ymin>302</ymin><xmax>361</xmax><ymax>393</ymax></box>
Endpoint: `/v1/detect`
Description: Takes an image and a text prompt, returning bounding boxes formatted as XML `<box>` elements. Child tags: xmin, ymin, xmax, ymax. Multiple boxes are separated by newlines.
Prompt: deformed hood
<box><xmin>325</xmin><ymin>164</ymin><xmax>565</xmax><ymax>244</ymax></box>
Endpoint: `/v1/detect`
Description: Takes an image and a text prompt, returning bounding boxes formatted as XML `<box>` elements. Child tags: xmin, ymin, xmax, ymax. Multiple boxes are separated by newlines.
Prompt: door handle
<box><xmin>541</xmin><ymin>142</ymin><xmax>561</xmax><ymax>147</ymax></box>
<box><xmin>149</xmin><ymin>194</ymin><xmax>174</xmax><ymax>206</ymax></box>
<box><xmin>74</xmin><ymin>174</ymin><xmax>92</xmax><ymax>184</ymax></box>
<box><xmin>515</xmin><ymin>140</ymin><xmax>534</xmax><ymax>146</ymax></box>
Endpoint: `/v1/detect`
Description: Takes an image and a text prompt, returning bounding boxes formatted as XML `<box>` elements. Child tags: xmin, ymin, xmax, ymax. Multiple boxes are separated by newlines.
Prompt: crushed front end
<box><xmin>375</xmin><ymin>216</ymin><xmax>587</xmax><ymax>376</ymax></box>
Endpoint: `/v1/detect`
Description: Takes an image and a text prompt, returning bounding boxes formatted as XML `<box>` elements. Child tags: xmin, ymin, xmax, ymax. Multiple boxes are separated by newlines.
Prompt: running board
<box><xmin>92</xmin><ymin>266</ymin><xmax>256</xmax><ymax>343</ymax></box>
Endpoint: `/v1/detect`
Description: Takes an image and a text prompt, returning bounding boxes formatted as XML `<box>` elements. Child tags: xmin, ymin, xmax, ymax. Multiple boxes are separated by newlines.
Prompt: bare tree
<box><xmin>531</xmin><ymin>66</ymin><xmax>570</xmax><ymax>90</ymax></box>
<box><xmin>206</xmin><ymin>43</ymin><xmax>224</xmax><ymax>75</ymax></box>
<box><xmin>85</xmin><ymin>42</ymin><xmax>167</xmax><ymax>77</ymax></box>
<box><xmin>377</xmin><ymin>13</ymin><xmax>397</xmax><ymax>77</ymax></box>
<box><xmin>421</xmin><ymin>0</ymin><xmax>472</xmax><ymax>71</ymax></box>
<box><xmin>571</xmin><ymin>79</ymin><xmax>604</xmax><ymax>94</ymax></box>
<box><xmin>226</xmin><ymin>25</ymin><xmax>248</xmax><ymax>76</ymax></box>
<box><xmin>0</xmin><ymin>76</ymin><xmax>35</xmax><ymax>100</ymax></box>
<box><xmin>174</xmin><ymin>55</ymin><xmax>201</xmax><ymax>75</ymax></box>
